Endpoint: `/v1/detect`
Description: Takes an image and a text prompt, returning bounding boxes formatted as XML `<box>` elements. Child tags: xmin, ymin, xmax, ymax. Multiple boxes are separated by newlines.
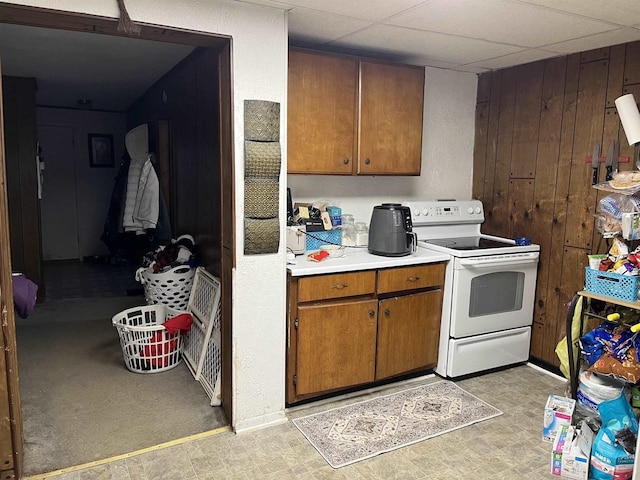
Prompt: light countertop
<box><xmin>287</xmin><ymin>247</ymin><xmax>450</xmax><ymax>277</ymax></box>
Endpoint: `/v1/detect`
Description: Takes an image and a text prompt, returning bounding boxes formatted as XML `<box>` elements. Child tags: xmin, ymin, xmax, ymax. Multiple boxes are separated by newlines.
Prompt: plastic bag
<box><xmin>556</xmin><ymin>296</ymin><xmax>584</xmax><ymax>379</ymax></box>
<box><xmin>590</xmin><ymin>393</ymin><xmax>637</xmax><ymax>479</ymax></box>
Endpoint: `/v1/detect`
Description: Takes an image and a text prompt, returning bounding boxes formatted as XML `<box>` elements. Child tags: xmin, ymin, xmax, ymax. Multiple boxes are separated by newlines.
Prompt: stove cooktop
<box><xmin>419</xmin><ymin>236</ymin><xmax>515</xmax><ymax>251</ymax></box>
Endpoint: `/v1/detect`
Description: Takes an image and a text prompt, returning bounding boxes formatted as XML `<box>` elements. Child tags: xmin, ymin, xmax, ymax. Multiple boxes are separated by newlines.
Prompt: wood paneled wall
<box><xmin>127</xmin><ymin>47</ymin><xmax>222</xmax><ymax>275</ymax></box>
<box><xmin>474</xmin><ymin>42</ymin><xmax>640</xmax><ymax>367</ymax></box>
<box><xmin>2</xmin><ymin>76</ymin><xmax>43</xmax><ymax>301</ymax></box>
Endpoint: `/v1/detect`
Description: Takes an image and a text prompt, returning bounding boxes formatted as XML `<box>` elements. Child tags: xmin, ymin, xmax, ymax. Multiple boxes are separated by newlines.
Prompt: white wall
<box><xmin>37</xmin><ymin>107</ymin><xmax>127</xmax><ymax>259</ymax></box>
<box><xmin>288</xmin><ymin>66</ymin><xmax>478</xmax><ymax>225</ymax></box>
<box><xmin>9</xmin><ymin>0</ymin><xmax>288</xmax><ymax>432</ymax></box>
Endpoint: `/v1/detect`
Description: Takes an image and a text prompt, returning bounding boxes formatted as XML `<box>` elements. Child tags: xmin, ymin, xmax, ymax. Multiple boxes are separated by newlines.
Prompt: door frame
<box><xmin>0</xmin><ymin>4</ymin><xmax>235</xmax><ymax>476</ymax></box>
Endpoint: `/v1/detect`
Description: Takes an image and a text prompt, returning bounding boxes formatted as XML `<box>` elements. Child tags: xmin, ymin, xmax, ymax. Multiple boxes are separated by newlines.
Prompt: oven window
<box><xmin>469</xmin><ymin>271</ymin><xmax>524</xmax><ymax>317</ymax></box>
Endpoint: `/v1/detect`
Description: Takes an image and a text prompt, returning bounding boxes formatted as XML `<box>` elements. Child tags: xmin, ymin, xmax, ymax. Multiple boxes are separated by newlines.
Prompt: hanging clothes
<box><xmin>122</xmin><ymin>123</ymin><xmax>160</xmax><ymax>234</ymax></box>
<box><xmin>101</xmin><ymin>154</ymin><xmax>131</xmax><ymax>255</ymax></box>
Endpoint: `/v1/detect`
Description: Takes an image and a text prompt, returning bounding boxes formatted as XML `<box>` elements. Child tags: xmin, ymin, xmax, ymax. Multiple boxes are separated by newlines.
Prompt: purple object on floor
<box><xmin>12</xmin><ymin>274</ymin><xmax>38</xmax><ymax>319</ymax></box>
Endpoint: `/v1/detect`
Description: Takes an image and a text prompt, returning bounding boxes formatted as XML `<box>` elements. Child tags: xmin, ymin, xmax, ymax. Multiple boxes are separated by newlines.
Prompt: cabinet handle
<box><xmin>331</xmin><ymin>283</ymin><xmax>348</xmax><ymax>289</ymax></box>
<box><xmin>343</xmin><ymin>157</ymin><xmax>350</xmax><ymax>165</ymax></box>
<box><xmin>406</xmin><ymin>276</ymin><xmax>420</xmax><ymax>282</ymax></box>
<box><xmin>365</xmin><ymin>158</ymin><xmax>371</xmax><ymax>165</ymax></box>
<box><xmin>369</xmin><ymin>310</ymin><xmax>375</xmax><ymax>317</ymax></box>
<box><xmin>384</xmin><ymin>309</ymin><xmax>390</xmax><ymax>316</ymax></box>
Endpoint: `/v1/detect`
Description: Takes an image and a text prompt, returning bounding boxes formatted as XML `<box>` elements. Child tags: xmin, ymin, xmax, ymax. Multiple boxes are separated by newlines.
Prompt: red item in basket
<box><xmin>141</xmin><ymin>313</ymin><xmax>193</xmax><ymax>367</ymax></box>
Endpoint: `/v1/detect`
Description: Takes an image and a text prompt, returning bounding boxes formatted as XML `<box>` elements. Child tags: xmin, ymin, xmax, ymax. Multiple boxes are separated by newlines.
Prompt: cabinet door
<box><xmin>288</xmin><ymin>50</ymin><xmax>357</xmax><ymax>174</ymax></box>
<box><xmin>296</xmin><ymin>299</ymin><xmax>378</xmax><ymax>396</ymax></box>
<box><xmin>358</xmin><ymin>61</ymin><xmax>424</xmax><ymax>175</ymax></box>
<box><xmin>376</xmin><ymin>290</ymin><xmax>442</xmax><ymax>380</ymax></box>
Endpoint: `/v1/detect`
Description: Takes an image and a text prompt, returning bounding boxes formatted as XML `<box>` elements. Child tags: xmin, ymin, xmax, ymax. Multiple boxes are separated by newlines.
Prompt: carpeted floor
<box><xmin>16</xmin><ymin>295</ymin><xmax>228</xmax><ymax>476</ymax></box>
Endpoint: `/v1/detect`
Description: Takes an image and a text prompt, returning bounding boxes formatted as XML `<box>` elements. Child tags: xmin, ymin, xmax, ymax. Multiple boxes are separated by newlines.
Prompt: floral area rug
<box><xmin>292</xmin><ymin>380</ymin><xmax>502</xmax><ymax>468</ymax></box>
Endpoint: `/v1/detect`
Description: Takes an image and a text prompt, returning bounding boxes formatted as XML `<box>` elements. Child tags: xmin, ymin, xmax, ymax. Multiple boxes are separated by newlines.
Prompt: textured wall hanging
<box><xmin>244</xmin><ymin>100</ymin><xmax>281</xmax><ymax>255</ymax></box>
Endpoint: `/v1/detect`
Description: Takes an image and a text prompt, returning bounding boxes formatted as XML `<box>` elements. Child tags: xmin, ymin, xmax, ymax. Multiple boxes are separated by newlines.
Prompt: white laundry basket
<box><xmin>137</xmin><ymin>265</ymin><xmax>195</xmax><ymax>310</ymax></box>
<box><xmin>112</xmin><ymin>304</ymin><xmax>187</xmax><ymax>373</ymax></box>
<box><xmin>182</xmin><ymin>267</ymin><xmax>222</xmax><ymax>406</ymax></box>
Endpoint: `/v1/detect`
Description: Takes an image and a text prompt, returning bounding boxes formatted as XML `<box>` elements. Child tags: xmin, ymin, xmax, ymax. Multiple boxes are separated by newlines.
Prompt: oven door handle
<box><xmin>458</xmin><ymin>256</ymin><xmax>539</xmax><ymax>267</ymax></box>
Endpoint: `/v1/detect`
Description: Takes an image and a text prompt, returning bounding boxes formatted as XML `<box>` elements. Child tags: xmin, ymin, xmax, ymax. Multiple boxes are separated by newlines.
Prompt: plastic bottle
<box><xmin>341</xmin><ymin>214</ymin><xmax>356</xmax><ymax>246</ymax></box>
<box><xmin>355</xmin><ymin>222</ymin><xmax>369</xmax><ymax>247</ymax></box>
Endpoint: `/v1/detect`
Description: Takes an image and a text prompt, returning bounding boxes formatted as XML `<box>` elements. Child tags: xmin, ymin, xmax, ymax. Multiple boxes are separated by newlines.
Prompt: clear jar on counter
<box><xmin>341</xmin><ymin>214</ymin><xmax>356</xmax><ymax>246</ymax></box>
<box><xmin>355</xmin><ymin>222</ymin><xmax>369</xmax><ymax>247</ymax></box>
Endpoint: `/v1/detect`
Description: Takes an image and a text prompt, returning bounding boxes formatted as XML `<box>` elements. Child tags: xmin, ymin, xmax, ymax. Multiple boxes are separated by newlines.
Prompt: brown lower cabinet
<box><xmin>286</xmin><ymin>262</ymin><xmax>445</xmax><ymax>405</ymax></box>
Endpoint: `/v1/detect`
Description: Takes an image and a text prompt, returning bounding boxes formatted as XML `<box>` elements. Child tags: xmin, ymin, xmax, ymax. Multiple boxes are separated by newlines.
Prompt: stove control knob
<box><xmin>467</xmin><ymin>207</ymin><xmax>474</xmax><ymax>214</ymax></box>
<box><xmin>413</xmin><ymin>208</ymin><xmax>420</xmax><ymax>216</ymax></box>
<box><xmin>422</xmin><ymin>208</ymin><xmax>429</xmax><ymax>216</ymax></box>
<box><xmin>475</xmin><ymin>207</ymin><xmax>482</xmax><ymax>214</ymax></box>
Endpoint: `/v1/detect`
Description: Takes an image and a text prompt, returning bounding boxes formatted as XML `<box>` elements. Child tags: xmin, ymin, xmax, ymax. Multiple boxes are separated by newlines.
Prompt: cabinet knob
<box><xmin>343</xmin><ymin>157</ymin><xmax>350</xmax><ymax>165</ymax></box>
<box><xmin>406</xmin><ymin>276</ymin><xmax>420</xmax><ymax>282</ymax></box>
<box><xmin>365</xmin><ymin>158</ymin><xmax>371</xmax><ymax>165</ymax></box>
<box><xmin>331</xmin><ymin>283</ymin><xmax>348</xmax><ymax>289</ymax></box>
<box><xmin>369</xmin><ymin>310</ymin><xmax>375</xmax><ymax>317</ymax></box>
<box><xmin>384</xmin><ymin>309</ymin><xmax>390</xmax><ymax>316</ymax></box>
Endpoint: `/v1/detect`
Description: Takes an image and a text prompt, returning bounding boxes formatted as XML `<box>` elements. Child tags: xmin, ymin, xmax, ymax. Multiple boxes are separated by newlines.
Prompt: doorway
<box><xmin>0</xmin><ymin>5</ymin><xmax>234</xmax><ymax>477</ymax></box>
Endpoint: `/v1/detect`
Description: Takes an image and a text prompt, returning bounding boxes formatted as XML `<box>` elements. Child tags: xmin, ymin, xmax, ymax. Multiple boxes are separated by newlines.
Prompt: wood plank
<box><xmin>508</xmin><ymin>179</ymin><xmax>534</xmax><ymax>240</ymax></box>
<box><xmin>472</xmin><ymin>102</ymin><xmax>489</xmax><ymax>201</ymax></box>
<box><xmin>564</xmin><ymin>58</ymin><xmax>608</xmax><ymax>249</ymax></box>
<box><xmin>531</xmin><ymin>56</ymin><xmax>566</xmax><ymax>342</ymax></box>
<box><xmin>530</xmin><ymin>320</ymin><xmax>545</xmax><ymax>360</ymax></box>
<box><xmin>536</xmin><ymin>53</ymin><xmax>580</xmax><ymax>365</ymax></box>
<box><xmin>511</xmin><ymin>62</ymin><xmax>543</xmax><ymax>179</ymax></box>
<box><xmin>581</xmin><ymin>47</ymin><xmax>609</xmax><ymax>64</ymax></box>
<box><xmin>624</xmin><ymin>41</ymin><xmax>640</xmax><ymax>85</ymax></box>
<box><xmin>481</xmin><ymin>70</ymin><xmax>502</xmax><ymax>233</ymax></box>
<box><xmin>477</xmin><ymin>72</ymin><xmax>491</xmax><ymax>103</ymax></box>
<box><xmin>490</xmin><ymin>67</ymin><xmax>518</xmax><ymax>238</ymax></box>
<box><xmin>591</xmin><ymin>108</ymin><xmax>622</xmax><ymax>251</ymax></box>
<box><xmin>606</xmin><ymin>44</ymin><xmax>626</xmax><ymax>108</ymax></box>
<box><xmin>0</xmin><ymin>71</ymin><xmax>21</xmax><ymax>476</ymax></box>
<box><xmin>218</xmin><ymin>43</ymin><xmax>234</xmax><ymax>420</ymax></box>
<box><xmin>548</xmin><ymin>246</ymin><xmax>590</xmax><ymax>364</ymax></box>
<box><xmin>0</xmin><ymin>3</ymin><xmax>228</xmax><ymax>48</ymax></box>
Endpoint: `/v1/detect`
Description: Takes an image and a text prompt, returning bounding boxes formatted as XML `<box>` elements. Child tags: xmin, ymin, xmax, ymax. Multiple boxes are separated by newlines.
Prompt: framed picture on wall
<box><xmin>88</xmin><ymin>134</ymin><xmax>114</xmax><ymax>168</ymax></box>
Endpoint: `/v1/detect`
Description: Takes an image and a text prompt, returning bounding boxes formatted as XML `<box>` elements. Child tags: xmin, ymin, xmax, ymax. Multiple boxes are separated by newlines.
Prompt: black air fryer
<box><xmin>368</xmin><ymin>203</ymin><xmax>417</xmax><ymax>256</ymax></box>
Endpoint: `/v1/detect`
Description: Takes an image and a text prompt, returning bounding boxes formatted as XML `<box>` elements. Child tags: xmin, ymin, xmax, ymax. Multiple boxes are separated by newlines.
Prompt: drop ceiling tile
<box><xmin>330</xmin><ymin>24</ymin><xmax>525</xmax><ymax>65</ymax></box>
<box><xmin>233</xmin><ymin>0</ymin><xmax>292</xmax><ymax>8</ymax></box>
<box><xmin>384</xmin><ymin>0</ymin><xmax>618</xmax><ymax>48</ymax></box>
<box><xmin>519</xmin><ymin>0</ymin><xmax>640</xmax><ymax>27</ymax></box>
<box><xmin>465</xmin><ymin>48</ymin><xmax>560</xmax><ymax>70</ymax></box>
<box><xmin>274</xmin><ymin>0</ymin><xmax>427</xmax><ymax>21</ymax></box>
<box><xmin>542</xmin><ymin>27</ymin><xmax>640</xmax><ymax>54</ymax></box>
<box><xmin>287</xmin><ymin>7</ymin><xmax>373</xmax><ymax>44</ymax></box>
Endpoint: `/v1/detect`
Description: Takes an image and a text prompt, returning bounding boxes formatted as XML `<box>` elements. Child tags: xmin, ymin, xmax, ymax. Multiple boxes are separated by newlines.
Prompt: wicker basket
<box><xmin>137</xmin><ymin>265</ymin><xmax>195</xmax><ymax>310</ymax></box>
<box><xmin>112</xmin><ymin>304</ymin><xmax>187</xmax><ymax>374</ymax></box>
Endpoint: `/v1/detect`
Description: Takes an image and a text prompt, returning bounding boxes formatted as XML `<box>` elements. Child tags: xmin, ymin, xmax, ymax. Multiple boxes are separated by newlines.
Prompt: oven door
<box><xmin>449</xmin><ymin>252</ymin><xmax>539</xmax><ymax>338</ymax></box>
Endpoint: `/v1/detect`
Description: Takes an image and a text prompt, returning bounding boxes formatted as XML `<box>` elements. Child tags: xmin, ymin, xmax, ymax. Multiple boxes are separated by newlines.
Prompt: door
<box><xmin>376</xmin><ymin>290</ymin><xmax>442</xmax><ymax>380</ymax></box>
<box><xmin>38</xmin><ymin>125</ymin><xmax>79</xmax><ymax>260</ymax></box>
<box><xmin>296</xmin><ymin>299</ymin><xmax>377</xmax><ymax>396</ymax></box>
<box><xmin>287</xmin><ymin>49</ymin><xmax>357</xmax><ymax>174</ymax></box>
<box><xmin>450</xmin><ymin>253</ymin><xmax>540</xmax><ymax>338</ymax></box>
<box><xmin>0</xmin><ymin>69</ymin><xmax>24</xmax><ymax>479</ymax></box>
<box><xmin>358</xmin><ymin>60</ymin><xmax>424</xmax><ymax>175</ymax></box>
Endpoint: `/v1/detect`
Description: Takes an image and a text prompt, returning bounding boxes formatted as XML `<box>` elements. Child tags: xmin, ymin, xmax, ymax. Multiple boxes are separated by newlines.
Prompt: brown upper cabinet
<box><xmin>288</xmin><ymin>48</ymin><xmax>425</xmax><ymax>175</ymax></box>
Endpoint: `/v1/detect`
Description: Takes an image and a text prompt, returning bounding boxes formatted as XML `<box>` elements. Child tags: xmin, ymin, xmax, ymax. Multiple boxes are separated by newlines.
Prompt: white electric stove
<box><xmin>403</xmin><ymin>199</ymin><xmax>540</xmax><ymax>378</ymax></box>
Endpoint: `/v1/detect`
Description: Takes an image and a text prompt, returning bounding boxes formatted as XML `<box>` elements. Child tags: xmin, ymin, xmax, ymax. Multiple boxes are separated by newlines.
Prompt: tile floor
<box><xmin>31</xmin><ymin>364</ymin><xmax>569</xmax><ymax>479</ymax></box>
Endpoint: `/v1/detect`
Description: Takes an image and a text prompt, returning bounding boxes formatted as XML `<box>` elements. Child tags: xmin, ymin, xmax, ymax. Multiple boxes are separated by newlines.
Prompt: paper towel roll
<box><xmin>615</xmin><ymin>93</ymin><xmax>640</xmax><ymax>145</ymax></box>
